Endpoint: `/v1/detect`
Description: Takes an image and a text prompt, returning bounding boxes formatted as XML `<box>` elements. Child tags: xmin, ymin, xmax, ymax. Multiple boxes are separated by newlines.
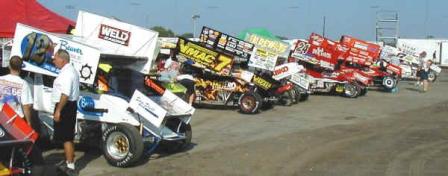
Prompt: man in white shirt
<box><xmin>52</xmin><ymin>49</ymin><xmax>79</xmax><ymax>175</ymax></box>
<box><xmin>163</xmin><ymin>49</ymin><xmax>176</xmax><ymax>69</ymax></box>
<box><xmin>0</xmin><ymin>56</ymin><xmax>33</xmax><ymax>125</ymax></box>
<box><xmin>415</xmin><ymin>51</ymin><xmax>427</xmax><ymax>87</ymax></box>
<box><xmin>421</xmin><ymin>59</ymin><xmax>433</xmax><ymax>92</ymax></box>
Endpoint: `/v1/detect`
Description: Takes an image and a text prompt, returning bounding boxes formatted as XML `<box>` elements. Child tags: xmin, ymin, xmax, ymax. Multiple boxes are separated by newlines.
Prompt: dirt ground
<box><xmin>39</xmin><ymin>70</ymin><xmax>448</xmax><ymax>176</ymax></box>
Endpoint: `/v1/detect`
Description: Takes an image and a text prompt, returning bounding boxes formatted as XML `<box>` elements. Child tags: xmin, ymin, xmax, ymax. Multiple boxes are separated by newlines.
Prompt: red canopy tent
<box><xmin>0</xmin><ymin>0</ymin><xmax>75</xmax><ymax>38</ymax></box>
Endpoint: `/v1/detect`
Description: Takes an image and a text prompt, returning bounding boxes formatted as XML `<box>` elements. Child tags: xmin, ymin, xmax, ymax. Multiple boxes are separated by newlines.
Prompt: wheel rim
<box><xmin>345</xmin><ymin>85</ymin><xmax>356</xmax><ymax>97</ymax></box>
<box><xmin>428</xmin><ymin>73</ymin><xmax>435</xmax><ymax>81</ymax></box>
<box><xmin>383</xmin><ymin>78</ymin><xmax>395</xmax><ymax>88</ymax></box>
<box><xmin>241</xmin><ymin>96</ymin><xmax>255</xmax><ymax>111</ymax></box>
<box><xmin>106</xmin><ymin>131</ymin><xmax>130</xmax><ymax>160</ymax></box>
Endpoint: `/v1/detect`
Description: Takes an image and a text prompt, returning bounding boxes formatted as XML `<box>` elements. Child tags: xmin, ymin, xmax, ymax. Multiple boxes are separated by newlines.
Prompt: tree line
<box><xmin>150</xmin><ymin>26</ymin><xmax>289</xmax><ymax>40</ymax></box>
<box><xmin>150</xmin><ymin>26</ymin><xmax>193</xmax><ymax>38</ymax></box>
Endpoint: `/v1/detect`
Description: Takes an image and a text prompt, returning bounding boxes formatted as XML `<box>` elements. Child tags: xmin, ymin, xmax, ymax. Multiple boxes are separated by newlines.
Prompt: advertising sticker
<box><xmin>244</xmin><ymin>33</ymin><xmax>290</xmax><ymax>57</ymax></box>
<box><xmin>248</xmin><ymin>47</ymin><xmax>278</xmax><ymax>71</ymax></box>
<box><xmin>272</xmin><ymin>62</ymin><xmax>303</xmax><ymax>80</ymax></box>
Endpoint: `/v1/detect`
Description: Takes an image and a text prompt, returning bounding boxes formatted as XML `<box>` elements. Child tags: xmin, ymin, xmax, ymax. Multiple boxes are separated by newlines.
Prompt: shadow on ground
<box><xmin>32</xmin><ymin>147</ymin><xmax>101</xmax><ymax>176</ymax></box>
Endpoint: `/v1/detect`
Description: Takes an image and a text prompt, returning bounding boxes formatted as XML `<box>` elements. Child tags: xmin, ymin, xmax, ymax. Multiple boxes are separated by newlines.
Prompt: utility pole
<box><xmin>322</xmin><ymin>16</ymin><xmax>326</xmax><ymax>37</ymax></box>
<box><xmin>192</xmin><ymin>14</ymin><xmax>200</xmax><ymax>38</ymax></box>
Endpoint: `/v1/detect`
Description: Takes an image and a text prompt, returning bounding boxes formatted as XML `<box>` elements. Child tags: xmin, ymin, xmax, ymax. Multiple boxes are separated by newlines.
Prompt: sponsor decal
<box><xmin>195</xmin><ymin>79</ymin><xmax>244</xmax><ymax>92</ymax></box>
<box><xmin>195</xmin><ymin>79</ymin><xmax>246</xmax><ymax>101</ymax></box>
<box><xmin>129</xmin><ymin>90</ymin><xmax>166</xmax><ymax>127</ymax></box>
<box><xmin>273</xmin><ymin>66</ymin><xmax>288</xmax><ymax>76</ymax></box>
<box><xmin>60</xmin><ymin>40</ymin><xmax>83</xmax><ymax>55</ymax></box>
<box><xmin>246</xmin><ymin>33</ymin><xmax>289</xmax><ymax>55</ymax></box>
<box><xmin>252</xmin><ymin>75</ymin><xmax>273</xmax><ymax>90</ymax></box>
<box><xmin>136</xmin><ymin>97</ymin><xmax>159</xmax><ymax>118</ymax></box>
<box><xmin>77</xmin><ymin>96</ymin><xmax>103</xmax><ymax>116</ymax></box>
<box><xmin>144</xmin><ymin>78</ymin><xmax>165</xmax><ymax>95</ymax></box>
<box><xmin>312</xmin><ymin>47</ymin><xmax>332</xmax><ymax>59</ymax></box>
<box><xmin>98</xmin><ymin>24</ymin><xmax>131</xmax><ymax>46</ymax></box>
<box><xmin>292</xmin><ymin>41</ymin><xmax>311</xmax><ymax>55</ymax></box>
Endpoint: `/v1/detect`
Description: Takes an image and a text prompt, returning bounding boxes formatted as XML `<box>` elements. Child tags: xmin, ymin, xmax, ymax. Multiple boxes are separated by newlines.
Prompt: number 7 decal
<box><xmin>214</xmin><ymin>55</ymin><xmax>232</xmax><ymax>71</ymax></box>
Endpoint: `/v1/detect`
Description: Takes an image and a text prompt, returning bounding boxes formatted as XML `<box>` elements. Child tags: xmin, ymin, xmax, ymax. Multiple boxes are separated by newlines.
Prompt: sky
<box><xmin>37</xmin><ymin>0</ymin><xmax>448</xmax><ymax>41</ymax></box>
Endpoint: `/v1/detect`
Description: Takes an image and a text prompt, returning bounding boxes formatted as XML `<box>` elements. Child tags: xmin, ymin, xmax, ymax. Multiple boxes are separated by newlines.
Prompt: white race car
<box><xmin>32</xmin><ymin>69</ymin><xmax>194</xmax><ymax>167</ymax></box>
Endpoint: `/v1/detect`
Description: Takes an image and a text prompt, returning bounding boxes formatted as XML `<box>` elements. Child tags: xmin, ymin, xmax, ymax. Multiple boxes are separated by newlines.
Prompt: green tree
<box><xmin>179</xmin><ymin>33</ymin><xmax>194</xmax><ymax>38</ymax></box>
<box><xmin>150</xmin><ymin>26</ymin><xmax>175</xmax><ymax>37</ymax></box>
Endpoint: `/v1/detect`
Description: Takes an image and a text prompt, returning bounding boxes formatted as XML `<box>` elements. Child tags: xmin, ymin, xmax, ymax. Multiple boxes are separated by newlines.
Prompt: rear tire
<box><xmin>102</xmin><ymin>123</ymin><xmax>144</xmax><ymax>167</ymax></box>
<box><xmin>292</xmin><ymin>86</ymin><xmax>302</xmax><ymax>104</ymax></box>
<box><xmin>279</xmin><ymin>90</ymin><xmax>294</xmax><ymax>106</ymax></box>
<box><xmin>239</xmin><ymin>92</ymin><xmax>263</xmax><ymax>114</ymax></box>
<box><xmin>428</xmin><ymin>71</ymin><xmax>437</xmax><ymax>82</ymax></box>
<box><xmin>359</xmin><ymin>87</ymin><xmax>368</xmax><ymax>96</ymax></box>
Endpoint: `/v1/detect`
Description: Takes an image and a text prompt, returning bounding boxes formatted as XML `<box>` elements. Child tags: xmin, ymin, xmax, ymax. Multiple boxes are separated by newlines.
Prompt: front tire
<box><xmin>300</xmin><ymin>93</ymin><xmax>309</xmax><ymax>101</ymax></box>
<box><xmin>382</xmin><ymin>76</ymin><xmax>397</xmax><ymax>91</ymax></box>
<box><xmin>344</xmin><ymin>83</ymin><xmax>360</xmax><ymax>98</ymax></box>
<box><xmin>239</xmin><ymin>92</ymin><xmax>263</xmax><ymax>114</ymax></box>
<box><xmin>102</xmin><ymin>123</ymin><xmax>144</xmax><ymax>167</ymax></box>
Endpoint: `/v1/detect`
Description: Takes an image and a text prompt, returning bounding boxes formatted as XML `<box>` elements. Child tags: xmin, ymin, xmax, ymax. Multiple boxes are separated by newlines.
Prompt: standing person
<box><xmin>1</xmin><ymin>56</ymin><xmax>46</xmax><ymax>174</ymax></box>
<box><xmin>51</xmin><ymin>49</ymin><xmax>79</xmax><ymax>176</ymax></box>
<box><xmin>0</xmin><ymin>56</ymin><xmax>33</xmax><ymax>125</ymax></box>
<box><xmin>415</xmin><ymin>51</ymin><xmax>427</xmax><ymax>87</ymax></box>
<box><xmin>164</xmin><ymin>49</ymin><xmax>177</xmax><ymax>70</ymax></box>
<box><xmin>176</xmin><ymin>64</ymin><xmax>196</xmax><ymax>105</ymax></box>
<box><xmin>421</xmin><ymin>59</ymin><xmax>433</xmax><ymax>92</ymax></box>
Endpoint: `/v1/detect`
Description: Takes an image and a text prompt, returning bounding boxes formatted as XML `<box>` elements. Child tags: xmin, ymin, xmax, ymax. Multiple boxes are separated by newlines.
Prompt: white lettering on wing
<box><xmin>98</xmin><ymin>24</ymin><xmax>131</xmax><ymax>46</ymax></box>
